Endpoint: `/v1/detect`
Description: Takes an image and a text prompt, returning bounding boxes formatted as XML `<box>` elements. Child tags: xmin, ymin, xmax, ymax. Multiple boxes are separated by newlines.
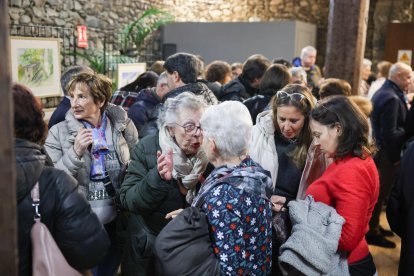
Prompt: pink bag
<box><xmin>30</xmin><ymin>182</ymin><xmax>82</xmax><ymax>276</ymax></box>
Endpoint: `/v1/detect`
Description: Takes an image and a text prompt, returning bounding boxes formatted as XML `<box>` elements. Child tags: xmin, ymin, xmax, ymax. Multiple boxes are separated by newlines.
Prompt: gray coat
<box><xmin>45</xmin><ymin>103</ymin><xmax>138</xmax><ymax>196</ymax></box>
<box><xmin>279</xmin><ymin>196</ymin><xmax>349</xmax><ymax>276</ymax></box>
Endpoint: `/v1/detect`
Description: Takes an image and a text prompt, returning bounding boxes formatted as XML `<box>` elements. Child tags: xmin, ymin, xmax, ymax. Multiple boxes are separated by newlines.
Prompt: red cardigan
<box><xmin>306</xmin><ymin>154</ymin><xmax>379</xmax><ymax>264</ymax></box>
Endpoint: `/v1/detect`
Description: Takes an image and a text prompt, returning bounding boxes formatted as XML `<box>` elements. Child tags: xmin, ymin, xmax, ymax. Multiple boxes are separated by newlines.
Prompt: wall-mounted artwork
<box><xmin>117</xmin><ymin>63</ymin><xmax>147</xmax><ymax>89</ymax></box>
<box><xmin>10</xmin><ymin>37</ymin><xmax>61</xmax><ymax>97</ymax></box>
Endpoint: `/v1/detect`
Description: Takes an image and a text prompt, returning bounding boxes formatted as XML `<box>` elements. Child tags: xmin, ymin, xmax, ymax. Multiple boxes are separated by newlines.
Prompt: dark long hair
<box><xmin>120</xmin><ymin>71</ymin><xmax>159</xmax><ymax>92</ymax></box>
<box><xmin>310</xmin><ymin>96</ymin><xmax>375</xmax><ymax>159</ymax></box>
<box><xmin>13</xmin><ymin>83</ymin><xmax>47</xmax><ymax>144</ymax></box>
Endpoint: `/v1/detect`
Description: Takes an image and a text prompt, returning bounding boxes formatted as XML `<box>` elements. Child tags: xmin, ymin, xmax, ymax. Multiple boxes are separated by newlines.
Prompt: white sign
<box><xmin>398</xmin><ymin>50</ymin><xmax>412</xmax><ymax>65</ymax></box>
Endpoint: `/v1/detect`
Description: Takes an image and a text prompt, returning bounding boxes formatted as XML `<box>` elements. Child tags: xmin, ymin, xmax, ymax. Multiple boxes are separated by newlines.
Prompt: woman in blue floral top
<box><xmin>192</xmin><ymin>101</ymin><xmax>273</xmax><ymax>275</ymax></box>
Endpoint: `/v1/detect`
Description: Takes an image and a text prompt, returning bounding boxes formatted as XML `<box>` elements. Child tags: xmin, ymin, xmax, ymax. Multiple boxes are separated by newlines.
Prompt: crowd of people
<box><xmin>13</xmin><ymin>46</ymin><xmax>414</xmax><ymax>276</ymax></box>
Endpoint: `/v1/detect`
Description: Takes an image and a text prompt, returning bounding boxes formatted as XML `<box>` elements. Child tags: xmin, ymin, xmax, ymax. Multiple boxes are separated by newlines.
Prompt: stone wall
<box><xmin>8</xmin><ymin>0</ymin><xmax>414</xmax><ymax>68</ymax></box>
<box><xmin>8</xmin><ymin>0</ymin><xmax>329</xmax><ymax>66</ymax></box>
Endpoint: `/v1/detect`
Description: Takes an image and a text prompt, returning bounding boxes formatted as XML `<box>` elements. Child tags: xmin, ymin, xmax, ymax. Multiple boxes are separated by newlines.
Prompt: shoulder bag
<box><xmin>30</xmin><ymin>181</ymin><xmax>82</xmax><ymax>276</ymax></box>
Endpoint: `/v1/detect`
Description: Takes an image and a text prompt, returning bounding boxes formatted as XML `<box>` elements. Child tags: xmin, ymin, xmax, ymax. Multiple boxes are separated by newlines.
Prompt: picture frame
<box><xmin>10</xmin><ymin>36</ymin><xmax>62</xmax><ymax>97</ymax></box>
<box><xmin>117</xmin><ymin>63</ymin><xmax>147</xmax><ymax>89</ymax></box>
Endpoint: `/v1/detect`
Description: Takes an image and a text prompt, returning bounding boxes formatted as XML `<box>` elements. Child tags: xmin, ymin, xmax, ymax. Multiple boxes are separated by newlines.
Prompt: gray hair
<box><xmin>200</xmin><ymin>101</ymin><xmax>252</xmax><ymax>160</ymax></box>
<box><xmin>157</xmin><ymin>71</ymin><xmax>168</xmax><ymax>84</ymax></box>
<box><xmin>290</xmin><ymin>67</ymin><xmax>307</xmax><ymax>84</ymax></box>
<box><xmin>389</xmin><ymin>62</ymin><xmax>412</xmax><ymax>79</ymax></box>
<box><xmin>362</xmin><ymin>58</ymin><xmax>372</xmax><ymax>68</ymax></box>
<box><xmin>300</xmin><ymin>46</ymin><xmax>317</xmax><ymax>59</ymax></box>
<box><xmin>157</xmin><ymin>92</ymin><xmax>207</xmax><ymax>128</ymax></box>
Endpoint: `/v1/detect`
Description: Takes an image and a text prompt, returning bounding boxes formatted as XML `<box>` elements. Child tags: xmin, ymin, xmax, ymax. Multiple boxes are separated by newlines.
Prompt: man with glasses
<box><xmin>128</xmin><ymin>72</ymin><xmax>171</xmax><ymax>138</ymax></box>
<box><xmin>368</xmin><ymin>62</ymin><xmax>413</xmax><ymax>248</ymax></box>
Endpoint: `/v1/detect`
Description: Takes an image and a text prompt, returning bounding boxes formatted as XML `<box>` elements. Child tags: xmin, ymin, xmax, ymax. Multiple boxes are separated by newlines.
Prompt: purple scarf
<box><xmin>82</xmin><ymin>112</ymin><xmax>109</xmax><ymax>180</ymax></box>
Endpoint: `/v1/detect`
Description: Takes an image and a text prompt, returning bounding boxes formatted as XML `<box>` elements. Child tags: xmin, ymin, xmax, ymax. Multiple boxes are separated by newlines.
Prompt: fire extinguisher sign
<box><xmin>77</xmin><ymin>25</ymin><xmax>88</xmax><ymax>48</ymax></box>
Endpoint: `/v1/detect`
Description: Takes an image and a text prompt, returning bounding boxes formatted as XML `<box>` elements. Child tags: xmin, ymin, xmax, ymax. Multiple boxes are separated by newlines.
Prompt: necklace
<box><xmin>277</xmin><ymin>131</ymin><xmax>298</xmax><ymax>144</ymax></box>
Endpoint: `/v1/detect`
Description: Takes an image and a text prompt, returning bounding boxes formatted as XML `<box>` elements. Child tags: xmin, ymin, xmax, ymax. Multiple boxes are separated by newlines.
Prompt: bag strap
<box><xmin>31</xmin><ymin>182</ymin><xmax>41</xmax><ymax>219</ymax></box>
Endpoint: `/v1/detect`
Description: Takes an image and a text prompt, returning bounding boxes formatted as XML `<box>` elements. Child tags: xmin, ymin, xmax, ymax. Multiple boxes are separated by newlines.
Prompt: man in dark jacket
<box><xmin>163</xmin><ymin>52</ymin><xmax>218</xmax><ymax>105</ymax></box>
<box><xmin>220</xmin><ymin>54</ymin><xmax>271</xmax><ymax>102</ymax></box>
<box><xmin>368</xmin><ymin>61</ymin><xmax>412</xmax><ymax>248</ymax></box>
<box><xmin>128</xmin><ymin>72</ymin><xmax>170</xmax><ymax>138</ymax></box>
<box><xmin>387</xmin><ymin>141</ymin><xmax>414</xmax><ymax>276</ymax></box>
<box><xmin>48</xmin><ymin>65</ymin><xmax>93</xmax><ymax>129</ymax></box>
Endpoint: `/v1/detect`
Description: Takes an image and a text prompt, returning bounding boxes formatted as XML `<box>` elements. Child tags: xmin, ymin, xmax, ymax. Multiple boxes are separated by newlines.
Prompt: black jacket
<box><xmin>128</xmin><ymin>88</ymin><xmax>161</xmax><ymax>138</ymax></box>
<box><xmin>163</xmin><ymin>82</ymin><xmax>218</xmax><ymax>105</ymax></box>
<box><xmin>48</xmin><ymin>96</ymin><xmax>70</xmax><ymax>129</ymax></box>
<box><xmin>371</xmin><ymin>80</ymin><xmax>408</xmax><ymax>163</ymax></box>
<box><xmin>387</xmin><ymin>142</ymin><xmax>414</xmax><ymax>276</ymax></box>
<box><xmin>220</xmin><ymin>76</ymin><xmax>259</xmax><ymax>102</ymax></box>
<box><xmin>243</xmin><ymin>94</ymin><xmax>272</xmax><ymax>124</ymax></box>
<box><xmin>16</xmin><ymin>139</ymin><xmax>110</xmax><ymax>275</ymax></box>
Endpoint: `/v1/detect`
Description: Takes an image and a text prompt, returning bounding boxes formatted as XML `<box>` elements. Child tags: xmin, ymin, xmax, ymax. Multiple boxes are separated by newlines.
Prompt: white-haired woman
<box><xmin>191</xmin><ymin>101</ymin><xmax>273</xmax><ymax>275</ymax></box>
<box><xmin>119</xmin><ymin>92</ymin><xmax>212</xmax><ymax>275</ymax></box>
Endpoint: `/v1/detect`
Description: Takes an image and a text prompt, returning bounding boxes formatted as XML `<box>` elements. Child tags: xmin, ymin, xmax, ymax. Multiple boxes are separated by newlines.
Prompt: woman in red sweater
<box><xmin>306</xmin><ymin>96</ymin><xmax>379</xmax><ymax>276</ymax></box>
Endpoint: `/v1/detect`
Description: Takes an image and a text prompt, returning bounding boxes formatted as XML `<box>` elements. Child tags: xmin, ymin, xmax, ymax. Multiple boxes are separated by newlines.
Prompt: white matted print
<box><xmin>117</xmin><ymin>63</ymin><xmax>147</xmax><ymax>89</ymax></box>
<box><xmin>398</xmin><ymin>50</ymin><xmax>412</xmax><ymax>65</ymax></box>
<box><xmin>10</xmin><ymin>36</ymin><xmax>61</xmax><ymax>97</ymax></box>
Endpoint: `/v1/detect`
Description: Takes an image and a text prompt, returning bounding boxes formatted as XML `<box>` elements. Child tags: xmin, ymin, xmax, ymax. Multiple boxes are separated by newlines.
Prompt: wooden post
<box><xmin>0</xmin><ymin>0</ymin><xmax>18</xmax><ymax>275</ymax></box>
<box><xmin>324</xmin><ymin>0</ymin><xmax>370</xmax><ymax>95</ymax></box>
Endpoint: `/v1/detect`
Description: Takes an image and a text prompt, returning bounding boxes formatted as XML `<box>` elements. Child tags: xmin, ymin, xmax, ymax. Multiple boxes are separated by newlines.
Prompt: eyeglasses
<box><xmin>276</xmin><ymin>90</ymin><xmax>306</xmax><ymax>103</ymax></box>
<box><xmin>175</xmin><ymin>123</ymin><xmax>202</xmax><ymax>135</ymax></box>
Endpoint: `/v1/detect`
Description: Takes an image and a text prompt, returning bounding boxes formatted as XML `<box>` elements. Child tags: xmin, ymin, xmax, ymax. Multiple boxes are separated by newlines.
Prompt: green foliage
<box><xmin>121</xmin><ymin>7</ymin><xmax>173</xmax><ymax>56</ymax></box>
<box><xmin>69</xmin><ymin>49</ymin><xmax>134</xmax><ymax>74</ymax></box>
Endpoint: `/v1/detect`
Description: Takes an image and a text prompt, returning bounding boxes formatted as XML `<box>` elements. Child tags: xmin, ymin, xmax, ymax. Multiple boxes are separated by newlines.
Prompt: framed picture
<box><xmin>10</xmin><ymin>36</ymin><xmax>61</xmax><ymax>97</ymax></box>
<box><xmin>117</xmin><ymin>63</ymin><xmax>147</xmax><ymax>89</ymax></box>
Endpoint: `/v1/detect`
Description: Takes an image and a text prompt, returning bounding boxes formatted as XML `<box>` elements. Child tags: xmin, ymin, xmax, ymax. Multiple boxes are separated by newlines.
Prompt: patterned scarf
<box><xmin>159</xmin><ymin>125</ymin><xmax>209</xmax><ymax>203</ymax></box>
<box><xmin>192</xmin><ymin>156</ymin><xmax>273</xmax><ymax>208</ymax></box>
<box><xmin>82</xmin><ymin>112</ymin><xmax>109</xmax><ymax>180</ymax></box>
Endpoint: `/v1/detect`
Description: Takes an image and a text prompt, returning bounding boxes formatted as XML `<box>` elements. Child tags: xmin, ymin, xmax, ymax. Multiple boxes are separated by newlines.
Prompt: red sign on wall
<box><xmin>77</xmin><ymin>25</ymin><xmax>88</xmax><ymax>48</ymax></box>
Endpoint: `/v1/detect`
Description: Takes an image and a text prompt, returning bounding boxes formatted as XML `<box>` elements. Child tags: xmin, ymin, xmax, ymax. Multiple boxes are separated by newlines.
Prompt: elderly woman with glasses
<box><xmin>249</xmin><ymin>83</ymin><xmax>315</xmax><ymax>274</ymax></box>
<box><xmin>119</xmin><ymin>92</ymin><xmax>212</xmax><ymax>275</ymax></box>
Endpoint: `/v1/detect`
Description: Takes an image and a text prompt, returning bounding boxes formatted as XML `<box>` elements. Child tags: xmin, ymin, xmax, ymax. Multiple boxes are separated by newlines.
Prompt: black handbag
<box><xmin>153</xmin><ymin>207</ymin><xmax>220</xmax><ymax>276</ymax></box>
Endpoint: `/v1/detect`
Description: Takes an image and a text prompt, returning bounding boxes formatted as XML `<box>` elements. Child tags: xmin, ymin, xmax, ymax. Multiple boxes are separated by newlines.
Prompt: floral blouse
<box><xmin>202</xmin><ymin>183</ymin><xmax>272</xmax><ymax>275</ymax></box>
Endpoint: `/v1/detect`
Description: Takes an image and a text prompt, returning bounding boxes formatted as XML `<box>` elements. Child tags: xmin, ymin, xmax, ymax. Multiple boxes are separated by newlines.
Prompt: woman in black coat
<box><xmin>13</xmin><ymin>83</ymin><xmax>110</xmax><ymax>275</ymax></box>
<box><xmin>387</xmin><ymin>141</ymin><xmax>414</xmax><ymax>276</ymax></box>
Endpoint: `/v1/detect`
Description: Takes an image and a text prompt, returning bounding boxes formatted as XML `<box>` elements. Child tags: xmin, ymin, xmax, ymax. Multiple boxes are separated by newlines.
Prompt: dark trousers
<box><xmin>92</xmin><ymin>220</ymin><xmax>122</xmax><ymax>276</ymax></box>
<box><xmin>349</xmin><ymin>253</ymin><xmax>377</xmax><ymax>276</ymax></box>
<box><xmin>369</xmin><ymin>149</ymin><xmax>399</xmax><ymax>233</ymax></box>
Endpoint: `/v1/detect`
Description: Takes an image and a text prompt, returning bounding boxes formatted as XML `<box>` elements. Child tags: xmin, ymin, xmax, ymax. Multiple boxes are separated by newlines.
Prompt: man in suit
<box><xmin>48</xmin><ymin>65</ymin><xmax>93</xmax><ymax>129</ymax></box>
<box><xmin>368</xmin><ymin>62</ymin><xmax>412</xmax><ymax>248</ymax></box>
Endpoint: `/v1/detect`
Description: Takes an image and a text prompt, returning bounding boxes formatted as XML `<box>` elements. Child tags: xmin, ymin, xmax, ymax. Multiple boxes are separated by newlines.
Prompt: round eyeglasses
<box><xmin>175</xmin><ymin>123</ymin><xmax>202</xmax><ymax>135</ymax></box>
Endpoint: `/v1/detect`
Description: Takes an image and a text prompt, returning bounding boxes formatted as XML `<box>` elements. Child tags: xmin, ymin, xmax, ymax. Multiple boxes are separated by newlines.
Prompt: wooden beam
<box><xmin>324</xmin><ymin>0</ymin><xmax>370</xmax><ymax>95</ymax></box>
<box><xmin>0</xmin><ymin>0</ymin><xmax>18</xmax><ymax>274</ymax></box>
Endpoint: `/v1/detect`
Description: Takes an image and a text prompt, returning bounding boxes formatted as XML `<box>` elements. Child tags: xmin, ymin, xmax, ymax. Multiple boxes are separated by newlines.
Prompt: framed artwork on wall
<box><xmin>117</xmin><ymin>63</ymin><xmax>147</xmax><ymax>89</ymax></box>
<box><xmin>10</xmin><ymin>36</ymin><xmax>61</xmax><ymax>97</ymax></box>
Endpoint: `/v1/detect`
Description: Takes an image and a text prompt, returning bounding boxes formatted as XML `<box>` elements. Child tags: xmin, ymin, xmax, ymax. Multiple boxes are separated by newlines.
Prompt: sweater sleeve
<box><xmin>119</xmin><ymin>139</ymin><xmax>172</xmax><ymax>214</ymax></box>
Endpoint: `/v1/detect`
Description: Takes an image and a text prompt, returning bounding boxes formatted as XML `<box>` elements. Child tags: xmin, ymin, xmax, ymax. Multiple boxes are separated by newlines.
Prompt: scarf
<box><xmin>159</xmin><ymin>126</ymin><xmax>209</xmax><ymax>203</ymax></box>
<box><xmin>192</xmin><ymin>156</ymin><xmax>273</xmax><ymax>208</ymax></box>
<box><xmin>82</xmin><ymin>112</ymin><xmax>109</xmax><ymax>180</ymax></box>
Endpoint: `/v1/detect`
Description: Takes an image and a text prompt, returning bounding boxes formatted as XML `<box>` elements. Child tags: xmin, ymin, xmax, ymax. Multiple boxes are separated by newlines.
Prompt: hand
<box><xmin>73</xmin><ymin>128</ymin><xmax>93</xmax><ymax>157</ymax></box>
<box><xmin>157</xmin><ymin>149</ymin><xmax>173</xmax><ymax>181</ymax></box>
<box><xmin>271</xmin><ymin>195</ymin><xmax>286</xmax><ymax>212</ymax></box>
<box><xmin>165</xmin><ymin>208</ymin><xmax>183</xmax><ymax>219</ymax></box>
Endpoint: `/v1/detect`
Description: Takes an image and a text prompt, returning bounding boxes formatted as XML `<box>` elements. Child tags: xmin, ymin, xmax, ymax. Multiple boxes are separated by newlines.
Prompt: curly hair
<box><xmin>13</xmin><ymin>83</ymin><xmax>46</xmax><ymax>144</ymax></box>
